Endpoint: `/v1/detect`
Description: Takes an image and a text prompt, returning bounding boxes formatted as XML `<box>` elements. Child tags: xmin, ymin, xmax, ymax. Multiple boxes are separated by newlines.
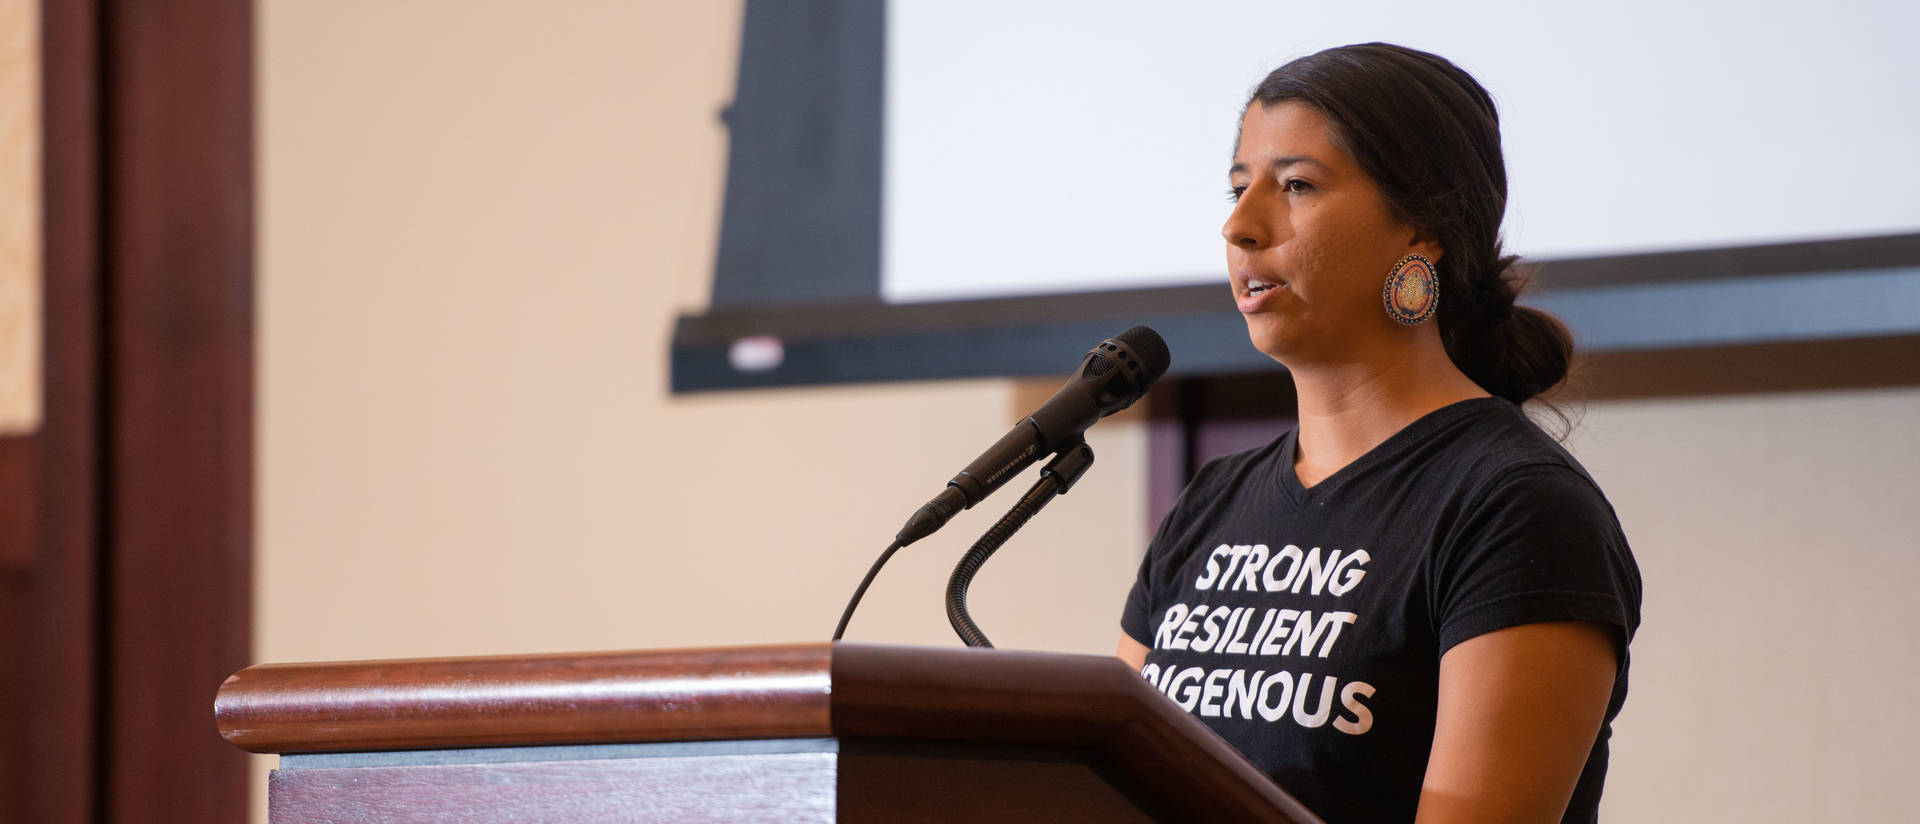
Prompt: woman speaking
<box><xmin>1117</xmin><ymin>43</ymin><xmax>1642</xmax><ymax>823</ymax></box>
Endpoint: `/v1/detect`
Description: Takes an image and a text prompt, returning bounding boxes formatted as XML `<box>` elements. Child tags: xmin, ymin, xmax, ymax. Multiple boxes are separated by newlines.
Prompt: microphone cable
<box><xmin>831</xmin><ymin>539</ymin><xmax>904</xmax><ymax>642</ymax></box>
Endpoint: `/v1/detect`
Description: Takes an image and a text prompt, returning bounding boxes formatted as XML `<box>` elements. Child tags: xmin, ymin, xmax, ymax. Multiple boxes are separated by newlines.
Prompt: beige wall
<box><xmin>0</xmin><ymin>0</ymin><xmax>38</xmax><ymax>435</ymax></box>
<box><xmin>258</xmin><ymin>3</ymin><xmax>1920</xmax><ymax>821</ymax></box>
<box><xmin>258</xmin><ymin>0</ymin><xmax>1143</xmax><ymax>660</ymax></box>
<box><xmin>1575</xmin><ymin>388</ymin><xmax>1920</xmax><ymax>822</ymax></box>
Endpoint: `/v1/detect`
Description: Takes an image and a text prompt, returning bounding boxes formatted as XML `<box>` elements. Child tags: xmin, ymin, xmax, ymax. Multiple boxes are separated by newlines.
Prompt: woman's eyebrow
<box><xmin>1228</xmin><ymin>155</ymin><xmax>1329</xmax><ymax>176</ymax></box>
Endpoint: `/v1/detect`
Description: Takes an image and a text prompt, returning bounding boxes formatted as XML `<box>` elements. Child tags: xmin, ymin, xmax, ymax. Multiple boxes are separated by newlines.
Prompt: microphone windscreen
<box><xmin>1116</xmin><ymin>325</ymin><xmax>1171</xmax><ymax>383</ymax></box>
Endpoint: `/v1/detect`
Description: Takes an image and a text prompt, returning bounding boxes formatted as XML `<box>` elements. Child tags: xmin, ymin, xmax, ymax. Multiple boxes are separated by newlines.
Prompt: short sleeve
<box><xmin>1120</xmin><ymin>548</ymin><xmax>1156</xmax><ymax>647</ymax></box>
<box><xmin>1120</xmin><ymin>489</ymin><xmax>1190</xmax><ymax>647</ymax></box>
<box><xmin>1434</xmin><ymin>463</ymin><xmax>1642</xmax><ymax>660</ymax></box>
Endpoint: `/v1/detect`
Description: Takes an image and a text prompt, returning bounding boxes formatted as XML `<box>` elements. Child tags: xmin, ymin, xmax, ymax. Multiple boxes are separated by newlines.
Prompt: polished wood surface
<box><xmin>218</xmin><ymin>644</ymin><xmax>834</xmax><ymax>753</ymax></box>
<box><xmin>836</xmin><ymin>745</ymin><xmax>1156</xmax><ymax>823</ymax></box>
<box><xmin>831</xmin><ymin>644</ymin><xmax>1321</xmax><ymax>824</ymax></box>
<box><xmin>218</xmin><ymin>642</ymin><xmax>1323</xmax><ymax>823</ymax></box>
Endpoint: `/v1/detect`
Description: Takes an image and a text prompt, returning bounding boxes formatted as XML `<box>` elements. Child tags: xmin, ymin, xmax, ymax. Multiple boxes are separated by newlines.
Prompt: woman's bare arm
<box><xmin>1117</xmin><ymin>634</ymin><xmax>1150</xmax><ymax>671</ymax></box>
<box><xmin>1415</xmin><ymin>621</ymin><xmax>1619</xmax><ymax>824</ymax></box>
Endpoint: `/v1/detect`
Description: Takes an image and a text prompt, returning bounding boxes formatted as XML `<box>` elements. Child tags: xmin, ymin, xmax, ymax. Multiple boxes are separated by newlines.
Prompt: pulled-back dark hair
<box><xmin>1248</xmin><ymin>43</ymin><xmax>1572</xmax><ymax>406</ymax></box>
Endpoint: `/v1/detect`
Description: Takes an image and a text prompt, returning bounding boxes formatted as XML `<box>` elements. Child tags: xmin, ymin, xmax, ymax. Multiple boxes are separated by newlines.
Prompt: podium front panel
<box><xmin>264</xmin><ymin>739</ymin><xmax>1162</xmax><ymax>824</ymax></box>
<box><xmin>269</xmin><ymin>741</ymin><xmax>836</xmax><ymax>824</ymax></box>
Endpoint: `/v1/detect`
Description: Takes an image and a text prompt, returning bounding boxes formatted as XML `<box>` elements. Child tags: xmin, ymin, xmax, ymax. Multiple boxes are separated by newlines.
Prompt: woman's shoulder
<box><xmin>1369</xmin><ymin>398</ymin><xmax>1627</xmax><ymax>544</ymax></box>
<box><xmin>1427</xmin><ymin>403</ymin><xmax>1643</xmax><ymax>652</ymax></box>
<box><xmin>1428</xmin><ymin>398</ymin><xmax>1603</xmax><ymax>493</ymax></box>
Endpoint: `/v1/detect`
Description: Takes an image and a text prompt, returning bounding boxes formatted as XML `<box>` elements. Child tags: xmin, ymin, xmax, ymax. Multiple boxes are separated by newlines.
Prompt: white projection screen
<box><xmin>673</xmin><ymin>0</ymin><xmax>1920</xmax><ymax>392</ymax></box>
<box><xmin>882</xmin><ymin>0</ymin><xmax>1920</xmax><ymax>303</ymax></box>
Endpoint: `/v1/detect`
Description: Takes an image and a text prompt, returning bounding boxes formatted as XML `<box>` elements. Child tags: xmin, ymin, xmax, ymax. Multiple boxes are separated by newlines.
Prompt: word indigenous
<box><xmin>1143</xmin><ymin>543</ymin><xmax>1378</xmax><ymax>736</ymax></box>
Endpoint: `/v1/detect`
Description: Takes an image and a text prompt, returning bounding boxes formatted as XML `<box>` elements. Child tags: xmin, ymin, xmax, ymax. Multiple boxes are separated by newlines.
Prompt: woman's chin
<box><xmin>1242</xmin><ymin>316</ymin><xmax>1300</xmax><ymax>363</ymax></box>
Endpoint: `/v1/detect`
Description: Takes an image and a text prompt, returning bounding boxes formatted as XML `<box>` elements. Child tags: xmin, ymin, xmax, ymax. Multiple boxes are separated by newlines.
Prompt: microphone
<box><xmin>895</xmin><ymin>325</ymin><xmax>1170</xmax><ymax>546</ymax></box>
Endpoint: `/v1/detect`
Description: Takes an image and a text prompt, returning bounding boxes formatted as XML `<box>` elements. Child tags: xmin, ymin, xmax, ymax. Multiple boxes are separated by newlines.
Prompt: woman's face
<box><xmin>1223</xmin><ymin>101</ymin><xmax>1442</xmax><ymax>364</ymax></box>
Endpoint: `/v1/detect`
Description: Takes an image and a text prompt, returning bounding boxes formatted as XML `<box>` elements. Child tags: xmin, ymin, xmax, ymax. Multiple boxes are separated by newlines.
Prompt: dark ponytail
<box><xmin>1439</xmin><ymin>258</ymin><xmax>1573</xmax><ymax>406</ymax></box>
<box><xmin>1248</xmin><ymin>43</ymin><xmax>1574</xmax><ymax>407</ymax></box>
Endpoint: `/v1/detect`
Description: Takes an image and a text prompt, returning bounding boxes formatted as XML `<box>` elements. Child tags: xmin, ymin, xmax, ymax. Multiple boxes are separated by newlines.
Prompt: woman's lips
<box><xmin>1236</xmin><ymin>274</ymin><xmax>1287</xmax><ymax>313</ymax></box>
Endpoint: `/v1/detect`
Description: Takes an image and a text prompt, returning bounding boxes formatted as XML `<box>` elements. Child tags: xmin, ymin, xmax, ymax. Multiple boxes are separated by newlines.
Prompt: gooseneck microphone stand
<box><xmin>945</xmin><ymin>442</ymin><xmax>1095</xmax><ymax>648</ymax></box>
<box><xmin>831</xmin><ymin>325</ymin><xmax>1166</xmax><ymax>644</ymax></box>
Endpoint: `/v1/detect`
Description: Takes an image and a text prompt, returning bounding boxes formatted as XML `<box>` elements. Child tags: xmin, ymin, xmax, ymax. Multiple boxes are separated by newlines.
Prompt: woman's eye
<box><xmin>1284</xmin><ymin>178</ymin><xmax>1314</xmax><ymax>194</ymax></box>
<box><xmin>1226</xmin><ymin>185</ymin><xmax>1247</xmax><ymax>203</ymax></box>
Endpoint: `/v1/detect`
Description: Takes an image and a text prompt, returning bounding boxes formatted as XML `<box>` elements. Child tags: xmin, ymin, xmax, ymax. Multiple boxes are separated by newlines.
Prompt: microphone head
<box><xmin>1080</xmin><ymin>325</ymin><xmax>1170</xmax><ymax>415</ymax></box>
<box><xmin>1114</xmin><ymin>325</ymin><xmax>1171</xmax><ymax>384</ymax></box>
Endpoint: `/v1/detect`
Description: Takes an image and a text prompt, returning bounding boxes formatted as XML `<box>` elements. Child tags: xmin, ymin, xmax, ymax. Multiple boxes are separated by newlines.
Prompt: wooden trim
<box><xmin>1</xmin><ymin>1</ymin><xmax>105</xmax><ymax>821</ymax></box>
<box><xmin>216</xmin><ymin>645</ymin><xmax>836</xmax><ymax>754</ymax></box>
<box><xmin>0</xmin><ymin>436</ymin><xmax>29</xmax><ymax>567</ymax></box>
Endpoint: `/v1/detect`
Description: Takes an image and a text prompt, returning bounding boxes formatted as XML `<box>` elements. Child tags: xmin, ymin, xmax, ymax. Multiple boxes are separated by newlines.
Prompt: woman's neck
<box><xmin>1286</xmin><ymin>338</ymin><xmax>1488</xmax><ymax>488</ymax></box>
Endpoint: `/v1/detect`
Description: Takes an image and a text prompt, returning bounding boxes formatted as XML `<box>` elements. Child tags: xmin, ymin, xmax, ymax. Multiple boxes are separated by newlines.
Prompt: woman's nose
<box><xmin>1221</xmin><ymin>189</ymin><xmax>1271</xmax><ymax>249</ymax></box>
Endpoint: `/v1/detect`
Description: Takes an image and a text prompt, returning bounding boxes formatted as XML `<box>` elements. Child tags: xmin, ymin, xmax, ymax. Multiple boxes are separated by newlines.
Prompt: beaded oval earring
<box><xmin>1382</xmin><ymin>253</ymin><xmax>1439</xmax><ymax>325</ymax></box>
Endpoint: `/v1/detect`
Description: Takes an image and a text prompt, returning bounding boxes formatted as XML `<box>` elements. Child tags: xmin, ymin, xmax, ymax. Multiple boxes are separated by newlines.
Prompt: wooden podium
<box><xmin>215</xmin><ymin>642</ymin><xmax>1323</xmax><ymax>823</ymax></box>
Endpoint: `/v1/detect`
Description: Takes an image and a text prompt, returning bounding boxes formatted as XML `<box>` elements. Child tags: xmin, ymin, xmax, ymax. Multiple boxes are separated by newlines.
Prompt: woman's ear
<box><xmin>1408</xmin><ymin>228</ymin><xmax>1445</xmax><ymax>266</ymax></box>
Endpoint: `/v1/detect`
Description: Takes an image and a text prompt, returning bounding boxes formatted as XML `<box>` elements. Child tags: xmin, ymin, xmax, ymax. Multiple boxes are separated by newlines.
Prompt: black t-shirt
<box><xmin>1121</xmin><ymin>397</ymin><xmax>1641</xmax><ymax>823</ymax></box>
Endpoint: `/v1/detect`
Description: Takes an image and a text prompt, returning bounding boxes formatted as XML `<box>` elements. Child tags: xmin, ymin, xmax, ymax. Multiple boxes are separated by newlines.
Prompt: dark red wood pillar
<box><xmin>98</xmin><ymin>0</ymin><xmax>254</xmax><ymax>821</ymax></box>
<box><xmin>0</xmin><ymin>1</ymin><xmax>252</xmax><ymax>822</ymax></box>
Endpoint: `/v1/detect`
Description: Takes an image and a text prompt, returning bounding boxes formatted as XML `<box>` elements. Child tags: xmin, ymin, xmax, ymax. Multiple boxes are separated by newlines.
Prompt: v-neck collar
<box><xmin>1277</xmin><ymin>397</ymin><xmax>1508</xmax><ymax>503</ymax></box>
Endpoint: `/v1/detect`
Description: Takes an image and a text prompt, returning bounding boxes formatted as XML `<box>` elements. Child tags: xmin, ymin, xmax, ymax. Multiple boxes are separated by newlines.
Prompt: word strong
<box><xmin>1193</xmin><ymin>544</ymin><xmax>1369</xmax><ymax>595</ymax></box>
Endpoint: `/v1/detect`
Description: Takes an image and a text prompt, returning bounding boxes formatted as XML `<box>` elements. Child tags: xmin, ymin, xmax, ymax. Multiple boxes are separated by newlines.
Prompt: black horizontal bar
<box><xmin>671</xmin><ymin>232</ymin><xmax>1920</xmax><ymax>393</ymax></box>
